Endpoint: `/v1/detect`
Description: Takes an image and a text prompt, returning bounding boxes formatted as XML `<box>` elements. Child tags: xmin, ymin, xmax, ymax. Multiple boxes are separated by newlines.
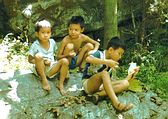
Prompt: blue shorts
<box><xmin>69</xmin><ymin>55</ymin><xmax>78</xmax><ymax>69</ymax></box>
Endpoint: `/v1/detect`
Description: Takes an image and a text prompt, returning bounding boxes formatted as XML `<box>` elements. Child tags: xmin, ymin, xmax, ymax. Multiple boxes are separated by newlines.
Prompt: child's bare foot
<box><xmin>41</xmin><ymin>80</ymin><xmax>51</xmax><ymax>91</ymax></box>
<box><xmin>56</xmin><ymin>85</ymin><xmax>66</xmax><ymax>95</ymax></box>
<box><xmin>114</xmin><ymin>102</ymin><xmax>134</xmax><ymax>112</ymax></box>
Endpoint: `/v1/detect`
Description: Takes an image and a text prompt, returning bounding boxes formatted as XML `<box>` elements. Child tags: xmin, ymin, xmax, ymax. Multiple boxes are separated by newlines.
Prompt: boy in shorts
<box><xmin>57</xmin><ymin>16</ymin><xmax>100</xmax><ymax>70</ymax></box>
<box><xmin>82</xmin><ymin>37</ymin><xmax>139</xmax><ymax>111</ymax></box>
<box><xmin>28</xmin><ymin>19</ymin><xmax>69</xmax><ymax>95</ymax></box>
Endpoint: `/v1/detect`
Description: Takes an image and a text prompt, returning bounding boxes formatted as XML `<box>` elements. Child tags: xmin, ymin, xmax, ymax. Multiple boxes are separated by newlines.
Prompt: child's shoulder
<box><xmin>49</xmin><ymin>38</ymin><xmax>56</xmax><ymax>43</ymax></box>
<box><xmin>31</xmin><ymin>39</ymin><xmax>39</xmax><ymax>46</ymax></box>
<box><xmin>80</xmin><ymin>34</ymin><xmax>93</xmax><ymax>42</ymax></box>
<box><xmin>62</xmin><ymin>35</ymin><xmax>71</xmax><ymax>42</ymax></box>
<box><xmin>49</xmin><ymin>38</ymin><xmax>57</xmax><ymax>46</ymax></box>
<box><xmin>80</xmin><ymin>34</ymin><xmax>88</xmax><ymax>39</ymax></box>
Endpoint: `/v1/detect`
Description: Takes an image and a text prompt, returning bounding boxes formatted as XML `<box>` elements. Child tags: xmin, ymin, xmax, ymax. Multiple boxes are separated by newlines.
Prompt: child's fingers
<box><xmin>69</xmin><ymin>52</ymin><xmax>76</xmax><ymax>57</ymax></box>
<box><xmin>134</xmin><ymin>67</ymin><xmax>140</xmax><ymax>72</ymax></box>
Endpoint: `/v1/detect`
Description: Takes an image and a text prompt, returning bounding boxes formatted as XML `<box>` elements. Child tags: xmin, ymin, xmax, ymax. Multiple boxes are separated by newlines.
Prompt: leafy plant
<box><xmin>150</xmin><ymin>72</ymin><xmax>168</xmax><ymax>99</ymax></box>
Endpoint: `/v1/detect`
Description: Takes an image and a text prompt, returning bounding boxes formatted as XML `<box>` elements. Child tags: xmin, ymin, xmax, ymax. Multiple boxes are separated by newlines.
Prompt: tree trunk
<box><xmin>103</xmin><ymin>0</ymin><xmax>118</xmax><ymax>48</ymax></box>
<box><xmin>137</xmin><ymin>0</ymin><xmax>146</xmax><ymax>45</ymax></box>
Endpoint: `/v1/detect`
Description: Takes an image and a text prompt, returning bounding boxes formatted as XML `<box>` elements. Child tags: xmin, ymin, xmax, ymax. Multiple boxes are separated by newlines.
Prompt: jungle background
<box><xmin>0</xmin><ymin>0</ymin><xmax>168</xmax><ymax>119</ymax></box>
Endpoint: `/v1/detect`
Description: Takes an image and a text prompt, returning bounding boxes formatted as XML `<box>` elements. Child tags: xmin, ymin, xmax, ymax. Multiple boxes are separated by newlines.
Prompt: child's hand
<box><xmin>106</xmin><ymin>59</ymin><xmax>119</xmax><ymax>69</ymax></box>
<box><xmin>127</xmin><ymin>66</ymin><xmax>140</xmax><ymax>80</ymax></box>
<box><xmin>44</xmin><ymin>59</ymin><xmax>51</xmax><ymax>66</ymax></box>
<box><xmin>128</xmin><ymin>62</ymin><xmax>140</xmax><ymax>75</ymax></box>
<box><xmin>69</xmin><ymin>51</ymin><xmax>76</xmax><ymax>57</ymax></box>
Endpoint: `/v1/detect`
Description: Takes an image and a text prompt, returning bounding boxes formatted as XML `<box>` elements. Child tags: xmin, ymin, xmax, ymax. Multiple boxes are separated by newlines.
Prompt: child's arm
<box><xmin>57</xmin><ymin>38</ymin><xmax>76</xmax><ymax>60</ymax></box>
<box><xmin>28</xmin><ymin>55</ymin><xmax>35</xmax><ymax>64</ymax></box>
<box><xmin>57</xmin><ymin>39</ymin><xmax>66</xmax><ymax>59</ymax></box>
<box><xmin>57</xmin><ymin>51</ymin><xmax>76</xmax><ymax>60</ymax></box>
<box><xmin>28</xmin><ymin>54</ymin><xmax>51</xmax><ymax>66</ymax></box>
<box><xmin>83</xmin><ymin>35</ymin><xmax>100</xmax><ymax>52</ymax></box>
<box><xmin>86</xmin><ymin>55</ymin><xmax>119</xmax><ymax>68</ymax></box>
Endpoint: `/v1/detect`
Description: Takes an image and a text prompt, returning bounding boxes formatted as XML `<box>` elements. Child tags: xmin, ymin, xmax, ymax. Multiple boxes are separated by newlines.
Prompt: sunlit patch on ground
<box><xmin>0</xmin><ymin>100</ymin><xmax>11</xmax><ymax>119</ymax></box>
<box><xmin>0</xmin><ymin>71</ymin><xmax>15</xmax><ymax>80</ymax></box>
<box><xmin>18</xmin><ymin>69</ymin><xmax>33</xmax><ymax>75</ymax></box>
<box><xmin>7</xmin><ymin>80</ymin><xmax>21</xmax><ymax>102</ymax></box>
<box><xmin>0</xmin><ymin>42</ymin><xmax>31</xmax><ymax>73</ymax></box>
<box><xmin>117</xmin><ymin>114</ymin><xmax>124</xmax><ymax>119</ymax></box>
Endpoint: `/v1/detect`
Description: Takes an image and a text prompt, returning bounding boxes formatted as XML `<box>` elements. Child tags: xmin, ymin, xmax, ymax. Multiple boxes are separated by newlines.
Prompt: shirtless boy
<box><xmin>57</xmin><ymin>16</ymin><xmax>100</xmax><ymax>70</ymax></box>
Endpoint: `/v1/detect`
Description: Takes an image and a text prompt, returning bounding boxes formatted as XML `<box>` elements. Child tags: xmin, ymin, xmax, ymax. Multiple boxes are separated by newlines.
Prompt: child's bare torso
<box><xmin>67</xmin><ymin>35</ymin><xmax>85</xmax><ymax>53</ymax></box>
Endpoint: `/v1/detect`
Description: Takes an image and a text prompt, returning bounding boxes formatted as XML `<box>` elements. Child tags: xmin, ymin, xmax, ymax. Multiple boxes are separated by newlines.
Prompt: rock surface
<box><xmin>0</xmin><ymin>70</ymin><xmax>168</xmax><ymax>119</ymax></box>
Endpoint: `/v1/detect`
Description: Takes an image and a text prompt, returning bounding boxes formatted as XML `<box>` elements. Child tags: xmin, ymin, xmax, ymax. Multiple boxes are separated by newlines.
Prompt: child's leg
<box><xmin>95</xmin><ymin>80</ymin><xmax>129</xmax><ymax>96</ymax></box>
<box><xmin>57</xmin><ymin>58</ymin><xmax>69</xmax><ymax>95</ymax></box>
<box><xmin>112</xmin><ymin>80</ymin><xmax>129</xmax><ymax>93</ymax></box>
<box><xmin>76</xmin><ymin>43</ymin><xmax>94</xmax><ymax>67</ymax></box>
<box><xmin>96</xmin><ymin>71</ymin><xmax>139</xmax><ymax>97</ymax></box>
<box><xmin>86</xmin><ymin>71</ymin><xmax>119</xmax><ymax>104</ymax></box>
<box><xmin>86</xmin><ymin>71</ymin><xmax>133</xmax><ymax>111</ymax></box>
<box><xmin>47</xmin><ymin>58</ymin><xmax>69</xmax><ymax>95</ymax></box>
<box><xmin>96</xmin><ymin>70</ymin><xmax>140</xmax><ymax>98</ymax></box>
<box><xmin>34</xmin><ymin>53</ymin><xmax>50</xmax><ymax>91</ymax></box>
<box><xmin>63</xmin><ymin>43</ymin><xmax>74</xmax><ymax>61</ymax></box>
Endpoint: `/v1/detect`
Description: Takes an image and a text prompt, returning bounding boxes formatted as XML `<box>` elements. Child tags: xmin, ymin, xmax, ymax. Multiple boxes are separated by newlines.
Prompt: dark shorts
<box><xmin>69</xmin><ymin>55</ymin><xmax>78</xmax><ymax>69</ymax></box>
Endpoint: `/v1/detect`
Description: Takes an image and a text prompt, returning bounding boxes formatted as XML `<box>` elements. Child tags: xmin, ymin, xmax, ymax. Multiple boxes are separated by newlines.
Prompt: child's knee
<box><xmin>101</xmin><ymin>70</ymin><xmax>109</xmax><ymax>77</ymax></box>
<box><xmin>123</xmin><ymin>80</ymin><xmax>129</xmax><ymax>88</ymax></box>
<box><xmin>61</xmin><ymin>58</ymin><xmax>69</xmax><ymax>65</ymax></box>
<box><xmin>85</xmin><ymin>43</ymin><xmax>94</xmax><ymax>50</ymax></box>
<box><xmin>65</xmin><ymin>43</ymin><xmax>74</xmax><ymax>51</ymax></box>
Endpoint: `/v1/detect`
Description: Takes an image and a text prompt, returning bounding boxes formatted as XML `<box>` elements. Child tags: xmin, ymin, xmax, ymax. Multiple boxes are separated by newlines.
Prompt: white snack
<box><xmin>128</xmin><ymin>62</ymin><xmax>137</xmax><ymax>74</ymax></box>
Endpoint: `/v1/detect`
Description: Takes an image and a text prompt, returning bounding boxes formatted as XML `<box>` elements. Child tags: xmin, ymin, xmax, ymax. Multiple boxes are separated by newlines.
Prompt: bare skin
<box><xmin>29</xmin><ymin>53</ymin><xmax>69</xmax><ymax>94</ymax></box>
<box><xmin>28</xmin><ymin>26</ymin><xmax>69</xmax><ymax>94</ymax></box>
<box><xmin>85</xmin><ymin>67</ymin><xmax>139</xmax><ymax>111</ymax></box>
<box><xmin>28</xmin><ymin>27</ymin><xmax>52</xmax><ymax>91</ymax></box>
<box><xmin>47</xmin><ymin>58</ymin><xmax>69</xmax><ymax>95</ymax></box>
<box><xmin>83</xmin><ymin>47</ymin><xmax>139</xmax><ymax>111</ymax></box>
<box><xmin>57</xmin><ymin>23</ymin><xmax>100</xmax><ymax>68</ymax></box>
<box><xmin>94</xmin><ymin>68</ymin><xmax>139</xmax><ymax>97</ymax></box>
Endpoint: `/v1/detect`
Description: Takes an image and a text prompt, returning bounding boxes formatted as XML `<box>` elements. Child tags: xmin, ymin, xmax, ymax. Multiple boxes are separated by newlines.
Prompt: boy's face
<box><xmin>36</xmin><ymin>27</ymin><xmax>51</xmax><ymax>42</ymax></box>
<box><xmin>108</xmin><ymin>47</ymin><xmax>124</xmax><ymax>62</ymax></box>
<box><xmin>68</xmin><ymin>24</ymin><xmax>84</xmax><ymax>39</ymax></box>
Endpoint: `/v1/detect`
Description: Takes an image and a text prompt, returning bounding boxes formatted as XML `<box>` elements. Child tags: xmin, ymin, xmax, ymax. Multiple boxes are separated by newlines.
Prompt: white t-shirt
<box><xmin>29</xmin><ymin>38</ymin><xmax>57</xmax><ymax>61</ymax></box>
<box><xmin>83</xmin><ymin>50</ymin><xmax>105</xmax><ymax>77</ymax></box>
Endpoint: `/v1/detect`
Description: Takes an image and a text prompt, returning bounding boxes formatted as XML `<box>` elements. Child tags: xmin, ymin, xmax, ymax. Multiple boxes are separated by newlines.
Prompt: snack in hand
<box><xmin>128</xmin><ymin>62</ymin><xmax>137</xmax><ymax>74</ymax></box>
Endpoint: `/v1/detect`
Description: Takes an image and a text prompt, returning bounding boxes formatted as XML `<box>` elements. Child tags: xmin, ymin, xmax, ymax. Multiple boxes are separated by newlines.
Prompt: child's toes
<box><xmin>42</xmin><ymin>85</ymin><xmax>51</xmax><ymax>91</ymax></box>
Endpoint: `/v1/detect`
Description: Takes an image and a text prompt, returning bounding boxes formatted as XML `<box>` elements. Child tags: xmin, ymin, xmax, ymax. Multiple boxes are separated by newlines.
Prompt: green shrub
<box><xmin>150</xmin><ymin>72</ymin><xmax>168</xmax><ymax>99</ymax></box>
<box><xmin>3</xmin><ymin>33</ymin><xmax>29</xmax><ymax>56</ymax></box>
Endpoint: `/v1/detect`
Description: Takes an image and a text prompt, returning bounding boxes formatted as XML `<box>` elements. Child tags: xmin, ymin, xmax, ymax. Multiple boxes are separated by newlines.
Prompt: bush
<box><xmin>151</xmin><ymin>72</ymin><xmax>168</xmax><ymax>99</ymax></box>
<box><xmin>2</xmin><ymin>33</ymin><xmax>29</xmax><ymax>56</ymax></box>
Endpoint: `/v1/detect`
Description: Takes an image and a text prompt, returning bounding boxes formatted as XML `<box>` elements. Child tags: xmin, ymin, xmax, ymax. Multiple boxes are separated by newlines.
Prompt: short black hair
<box><xmin>68</xmin><ymin>16</ymin><xmax>85</xmax><ymax>28</ymax></box>
<box><xmin>107</xmin><ymin>36</ymin><xmax>126</xmax><ymax>50</ymax></box>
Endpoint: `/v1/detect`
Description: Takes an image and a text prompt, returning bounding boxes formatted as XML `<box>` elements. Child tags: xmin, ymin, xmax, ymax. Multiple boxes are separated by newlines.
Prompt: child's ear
<box><xmin>35</xmin><ymin>32</ymin><xmax>38</xmax><ymax>37</ymax></box>
<box><xmin>108</xmin><ymin>47</ymin><xmax>114</xmax><ymax>53</ymax></box>
<box><xmin>81</xmin><ymin>28</ymin><xmax>84</xmax><ymax>33</ymax></box>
